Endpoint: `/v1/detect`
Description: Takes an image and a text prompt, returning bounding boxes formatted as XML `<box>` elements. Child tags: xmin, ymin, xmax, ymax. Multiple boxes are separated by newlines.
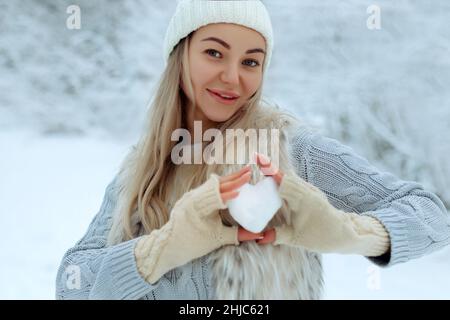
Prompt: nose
<box><xmin>220</xmin><ymin>62</ymin><xmax>240</xmax><ymax>87</ymax></box>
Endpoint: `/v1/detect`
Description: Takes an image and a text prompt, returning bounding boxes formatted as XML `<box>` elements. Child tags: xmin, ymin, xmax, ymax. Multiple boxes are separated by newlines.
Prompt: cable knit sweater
<box><xmin>55</xmin><ymin>128</ymin><xmax>450</xmax><ymax>299</ymax></box>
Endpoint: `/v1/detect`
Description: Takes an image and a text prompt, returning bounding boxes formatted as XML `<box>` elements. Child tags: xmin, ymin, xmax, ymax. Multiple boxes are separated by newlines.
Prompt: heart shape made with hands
<box><xmin>227</xmin><ymin>176</ymin><xmax>282</xmax><ymax>233</ymax></box>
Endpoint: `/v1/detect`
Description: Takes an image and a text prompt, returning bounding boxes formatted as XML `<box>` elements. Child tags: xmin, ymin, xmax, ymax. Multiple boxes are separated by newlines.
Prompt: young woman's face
<box><xmin>183</xmin><ymin>23</ymin><xmax>266</xmax><ymax>124</ymax></box>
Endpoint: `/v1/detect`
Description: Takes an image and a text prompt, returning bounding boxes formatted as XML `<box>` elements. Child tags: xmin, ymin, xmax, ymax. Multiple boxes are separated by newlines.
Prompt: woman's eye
<box><xmin>205</xmin><ymin>49</ymin><xmax>260</xmax><ymax>68</ymax></box>
<box><xmin>205</xmin><ymin>49</ymin><xmax>221</xmax><ymax>58</ymax></box>
<box><xmin>244</xmin><ymin>59</ymin><xmax>260</xmax><ymax>68</ymax></box>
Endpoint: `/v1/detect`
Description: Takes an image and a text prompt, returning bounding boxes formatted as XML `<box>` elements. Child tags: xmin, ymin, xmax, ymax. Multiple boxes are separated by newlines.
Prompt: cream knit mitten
<box><xmin>134</xmin><ymin>174</ymin><xmax>239</xmax><ymax>284</ymax></box>
<box><xmin>274</xmin><ymin>174</ymin><xmax>390</xmax><ymax>257</ymax></box>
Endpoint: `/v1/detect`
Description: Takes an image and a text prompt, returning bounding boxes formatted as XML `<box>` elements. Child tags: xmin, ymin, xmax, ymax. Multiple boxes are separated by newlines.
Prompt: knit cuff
<box><xmin>349</xmin><ymin>213</ymin><xmax>391</xmax><ymax>257</ymax></box>
<box><xmin>278</xmin><ymin>173</ymin><xmax>306</xmax><ymax>207</ymax></box>
<box><xmin>360</xmin><ymin>209</ymin><xmax>410</xmax><ymax>267</ymax></box>
<box><xmin>90</xmin><ymin>238</ymin><xmax>158</xmax><ymax>299</ymax></box>
<box><xmin>273</xmin><ymin>225</ymin><xmax>295</xmax><ymax>247</ymax></box>
<box><xmin>220</xmin><ymin>225</ymin><xmax>240</xmax><ymax>246</ymax></box>
<box><xmin>192</xmin><ymin>173</ymin><xmax>227</xmax><ymax>216</ymax></box>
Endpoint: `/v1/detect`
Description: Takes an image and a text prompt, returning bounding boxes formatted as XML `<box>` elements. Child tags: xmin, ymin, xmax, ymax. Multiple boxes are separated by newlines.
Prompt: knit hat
<box><xmin>163</xmin><ymin>0</ymin><xmax>274</xmax><ymax>71</ymax></box>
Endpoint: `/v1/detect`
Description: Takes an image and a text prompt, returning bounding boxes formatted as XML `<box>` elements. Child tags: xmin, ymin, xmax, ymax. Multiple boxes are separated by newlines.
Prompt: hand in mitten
<box><xmin>254</xmin><ymin>153</ymin><xmax>390</xmax><ymax>256</ymax></box>
<box><xmin>135</xmin><ymin>166</ymin><xmax>265</xmax><ymax>284</ymax></box>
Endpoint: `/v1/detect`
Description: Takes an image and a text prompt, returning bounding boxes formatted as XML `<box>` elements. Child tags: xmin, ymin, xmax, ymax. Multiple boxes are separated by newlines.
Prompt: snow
<box><xmin>323</xmin><ymin>251</ymin><xmax>450</xmax><ymax>300</ymax></box>
<box><xmin>1</xmin><ymin>0</ymin><xmax>449</xmax><ymax>299</ymax></box>
<box><xmin>0</xmin><ymin>129</ymin><xmax>129</xmax><ymax>299</ymax></box>
<box><xmin>1</xmin><ymin>129</ymin><xmax>449</xmax><ymax>299</ymax></box>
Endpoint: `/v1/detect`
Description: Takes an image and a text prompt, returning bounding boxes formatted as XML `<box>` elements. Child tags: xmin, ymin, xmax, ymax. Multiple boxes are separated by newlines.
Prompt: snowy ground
<box><xmin>1</xmin><ymin>128</ymin><xmax>449</xmax><ymax>299</ymax></box>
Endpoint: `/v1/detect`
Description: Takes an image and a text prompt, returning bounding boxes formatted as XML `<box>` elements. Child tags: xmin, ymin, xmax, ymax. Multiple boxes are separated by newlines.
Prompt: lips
<box><xmin>207</xmin><ymin>89</ymin><xmax>239</xmax><ymax>105</ymax></box>
<box><xmin>207</xmin><ymin>89</ymin><xmax>240</xmax><ymax>100</ymax></box>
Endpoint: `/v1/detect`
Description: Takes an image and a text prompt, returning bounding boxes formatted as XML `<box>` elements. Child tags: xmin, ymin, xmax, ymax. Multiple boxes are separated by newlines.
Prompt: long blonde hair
<box><xmin>108</xmin><ymin>32</ymin><xmax>304</xmax><ymax>244</ymax></box>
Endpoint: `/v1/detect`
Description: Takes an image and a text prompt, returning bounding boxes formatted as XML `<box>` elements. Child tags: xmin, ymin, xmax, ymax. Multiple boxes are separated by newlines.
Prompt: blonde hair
<box><xmin>108</xmin><ymin>32</ymin><xmax>303</xmax><ymax>244</ymax></box>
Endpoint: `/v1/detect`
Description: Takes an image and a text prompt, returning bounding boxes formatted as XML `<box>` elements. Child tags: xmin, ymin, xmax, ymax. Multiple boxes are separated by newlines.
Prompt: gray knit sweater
<box><xmin>55</xmin><ymin>128</ymin><xmax>450</xmax><ymax>299</ymax></box>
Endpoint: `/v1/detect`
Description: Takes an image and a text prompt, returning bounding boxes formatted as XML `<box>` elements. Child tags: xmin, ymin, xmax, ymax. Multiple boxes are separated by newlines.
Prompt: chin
<box><xmin>203</xmin><ymin>109</ymin><xmax>236</xmax><ymax>123</ymax></box>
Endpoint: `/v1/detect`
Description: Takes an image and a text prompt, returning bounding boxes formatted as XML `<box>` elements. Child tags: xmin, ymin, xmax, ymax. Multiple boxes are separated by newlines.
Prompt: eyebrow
<box><xmin>201</xmin><ymin>37</ymin><xmax>266</xmax><ymax>55</ymax></box>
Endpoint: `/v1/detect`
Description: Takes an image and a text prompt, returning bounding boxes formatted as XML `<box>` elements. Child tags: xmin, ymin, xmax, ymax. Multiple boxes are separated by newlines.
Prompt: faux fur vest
<box><xmin>107</xmin><ymin>106</ymin><xmax>324</xmax><ymax>299</ymax></box>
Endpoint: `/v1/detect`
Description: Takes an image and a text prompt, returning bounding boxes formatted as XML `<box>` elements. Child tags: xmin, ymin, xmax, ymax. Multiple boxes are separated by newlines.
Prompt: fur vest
<box><xmin>107</xmin><ymin>106</ymin><xmax>324</xmax><ymax>299</ymax></box>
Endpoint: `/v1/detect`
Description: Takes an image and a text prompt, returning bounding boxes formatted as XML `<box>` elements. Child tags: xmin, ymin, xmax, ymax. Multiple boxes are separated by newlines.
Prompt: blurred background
<box><xmin>0</xmin><ymin>0</ymin><xmax>449</xmax><ymax>299</ymax></box>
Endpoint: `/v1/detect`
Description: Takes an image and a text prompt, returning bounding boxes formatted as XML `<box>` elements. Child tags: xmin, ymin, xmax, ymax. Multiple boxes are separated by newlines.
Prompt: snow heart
<box><xmin>227</xmin><ymin>176</ymin><xmax>282</xmax><ymax>233</ymax></box>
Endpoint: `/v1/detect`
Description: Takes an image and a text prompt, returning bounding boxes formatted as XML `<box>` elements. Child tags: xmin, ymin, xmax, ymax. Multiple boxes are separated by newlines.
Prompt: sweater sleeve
<box><xmin>55</xmin><ymin>176</ymin><xmax>158</xmax><ymax>299</ymax></box>
<box><xmin>134</xmin><ymin>173</ymin><xmax>238</xmax><ymax>285</ymax></box>
<box><xmin>289</xmin><ymin>127</ymin><xmax>450</xmax><ymax>267</ymax></box>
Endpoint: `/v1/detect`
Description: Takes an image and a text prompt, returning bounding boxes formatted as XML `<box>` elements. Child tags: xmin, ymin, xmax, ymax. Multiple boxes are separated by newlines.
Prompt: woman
<box><xmin>56</xmin><ymin>0</ymin><xmax>450</xmax><ymax>299</ymax></box>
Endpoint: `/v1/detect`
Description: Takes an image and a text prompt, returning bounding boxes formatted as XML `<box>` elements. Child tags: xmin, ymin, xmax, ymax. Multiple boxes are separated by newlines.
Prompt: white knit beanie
<box><xmin>163</xmin><ymin>0</ymin><xmax>274</xmax><ymax>71</ymax></box>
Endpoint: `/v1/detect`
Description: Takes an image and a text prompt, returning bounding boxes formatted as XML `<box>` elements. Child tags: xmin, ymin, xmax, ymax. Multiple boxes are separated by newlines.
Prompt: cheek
<box><xmin>243</xmin><ymin>73</ymin><xmax>262</xmax><ymax>99</ymax></box>
<box><xmin>190</xmin><ymin>58</ymin><xmax>214</xmax><ymax>93</ymax></box>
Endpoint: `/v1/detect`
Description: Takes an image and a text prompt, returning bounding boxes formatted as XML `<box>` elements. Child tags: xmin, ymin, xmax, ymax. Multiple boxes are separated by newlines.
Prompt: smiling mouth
<box><xmin>207</xmin><ymin>89</ymin><xmax>239</xmax><ymax>100</ymax></box>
